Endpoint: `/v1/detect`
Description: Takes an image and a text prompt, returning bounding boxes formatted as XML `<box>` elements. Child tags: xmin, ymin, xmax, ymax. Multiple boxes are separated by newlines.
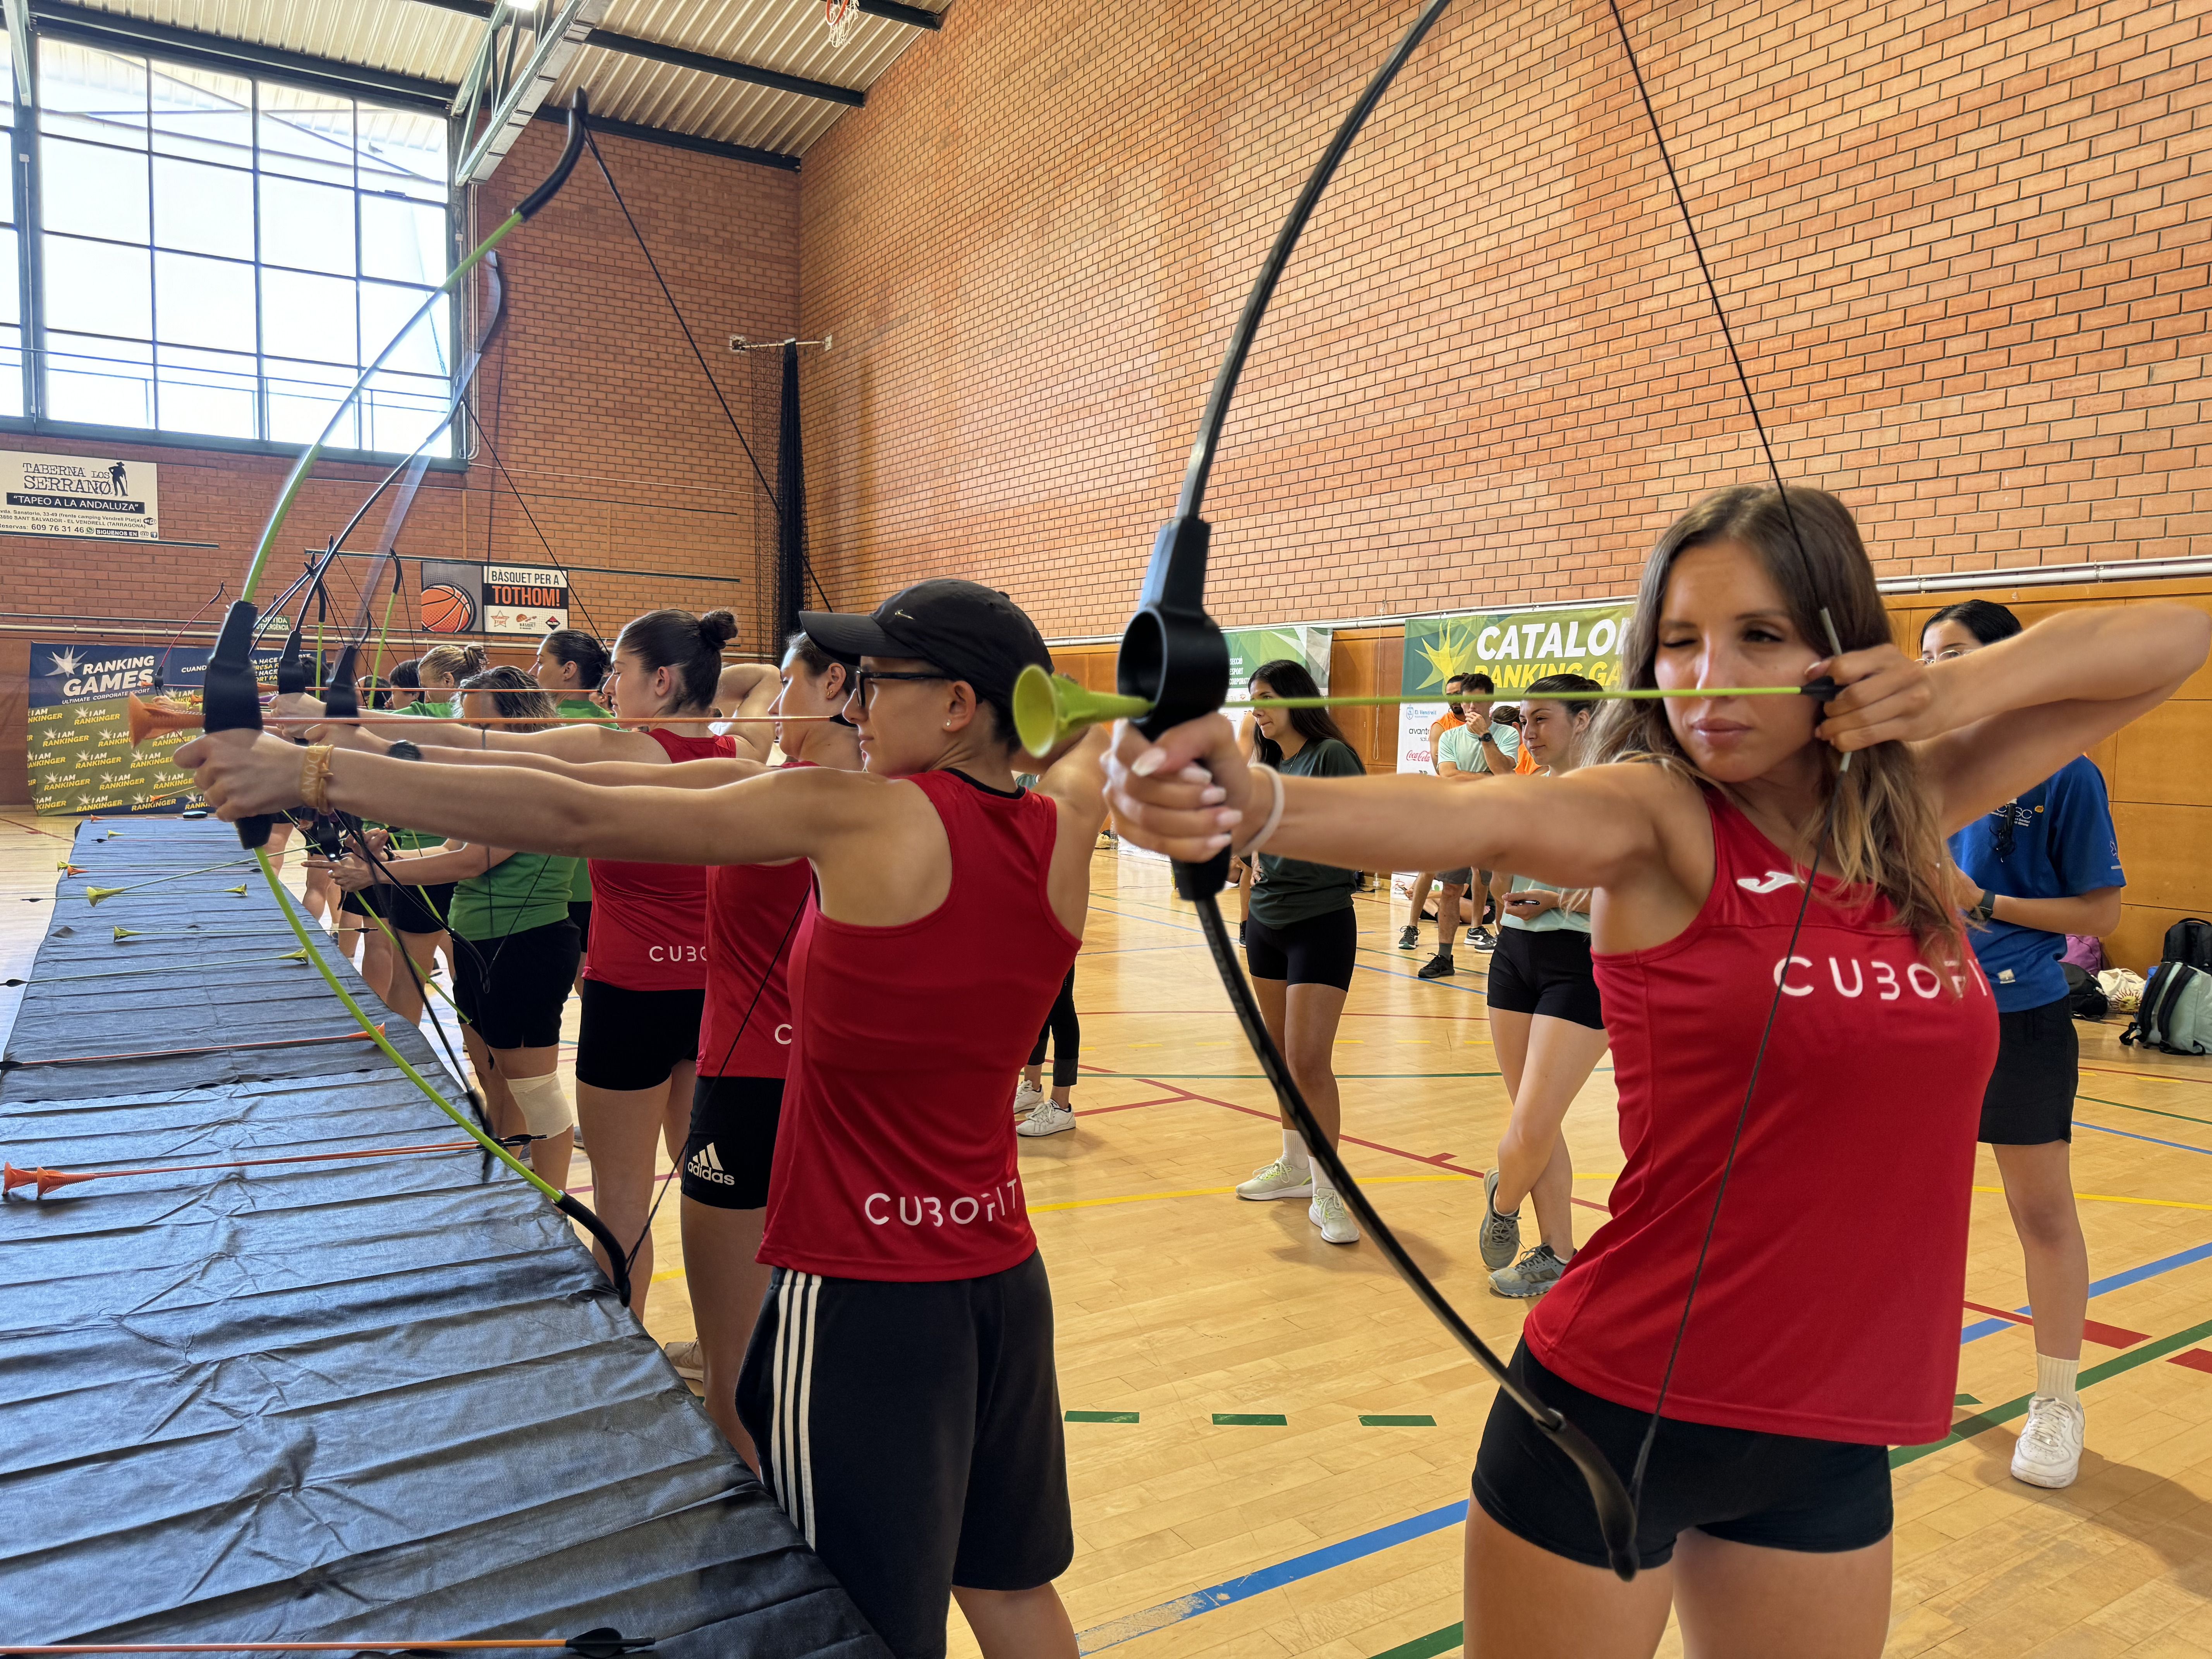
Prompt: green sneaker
<box><xmin>1479</xmin><ymin>1168</ymin><xmax>1521</xmax><ymax>1270</ymax></box>
<box><xmin>1490</xmin><ymin>1243</ymin><xmax>1567</xmax><ymax>1299</ymax></box>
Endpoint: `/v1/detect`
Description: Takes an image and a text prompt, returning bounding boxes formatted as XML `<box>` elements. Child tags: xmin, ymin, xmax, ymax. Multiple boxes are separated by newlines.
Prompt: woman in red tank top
<box><xmin>1106</xmin><ymin>486</ymin><xmax>2207</xmax><ymax>1659</ymax></box>
<box><xmin>275</xmin><ymin>608</ymin><xmax>753</xmax><ymax>1324</ymax></box>
<box><xmin>185</xmin><ymin>580</ymin><xmax>1112</xmax><ymax>1659</ymax></box>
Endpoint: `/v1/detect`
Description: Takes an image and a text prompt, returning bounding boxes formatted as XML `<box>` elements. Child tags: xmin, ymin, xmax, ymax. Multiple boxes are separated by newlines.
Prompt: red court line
<box><xmin>1</xmin><ymin>817</ymin><xmax>70</xmax><ymax>842</ymax></box>
<box><xmin>2170</xmin><ymin>1350</ymin><xmax>2212</xmax><ymax>1375</ymax></box>
<box><xmin>1106</xmin><ymin>1069</ymin><xmax>1614</xmax><ymax>1214</ymax></box>
<box><xmin>1962</xmin><ymin>1299</ymin><xmax>2148</xmax><ymax>1349</ymax></box>
<box><xmin>1079</xmin><ymin>1094</ymin><xmax>1193</xmax><ymax>1116</ymax></box>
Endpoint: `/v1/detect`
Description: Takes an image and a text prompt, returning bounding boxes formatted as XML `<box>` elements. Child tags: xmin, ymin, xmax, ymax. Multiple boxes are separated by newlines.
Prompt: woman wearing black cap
<box><xmin>182</xmin><ymin>578</ymin><xmax>1108</xmax><ymax>1659</ymax></box>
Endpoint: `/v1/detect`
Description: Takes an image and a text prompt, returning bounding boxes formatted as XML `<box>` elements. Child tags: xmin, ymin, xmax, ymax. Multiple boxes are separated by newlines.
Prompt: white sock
<box><xmin>2036</xmin><ymin>1352</ymin><xmax>2080</xmax><ymax>1406</ymax></box>
<box><xmin>1281</xmin><ymin>1130</ymin><xmax>1310</xmax><ymax>1173</ymax></box>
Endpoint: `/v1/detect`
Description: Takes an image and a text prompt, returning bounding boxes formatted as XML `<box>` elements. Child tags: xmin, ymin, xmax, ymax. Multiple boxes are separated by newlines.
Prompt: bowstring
<box><xmin>1603</xmin><ymin>0</ymin><xmax>1852</xmax><ymax>1489</ymax></box>
<box><xmin>456</xmin><ymin>392</ymin><xmax>611</xmax><ymax>644</ymax></box>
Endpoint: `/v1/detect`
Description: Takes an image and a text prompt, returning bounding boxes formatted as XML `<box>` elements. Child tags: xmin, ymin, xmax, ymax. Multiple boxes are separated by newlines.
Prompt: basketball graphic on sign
<box><xmin>421</xmin><ymin>583</ymin><xmax>476</xmax><ymax>634</ymax></box>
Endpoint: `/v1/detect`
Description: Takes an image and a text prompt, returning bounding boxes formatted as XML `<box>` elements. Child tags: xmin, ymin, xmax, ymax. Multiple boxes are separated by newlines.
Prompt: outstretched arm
<box><xmin>182</xmin><ymin>728</ymin><xmax>884</xmax><ymax>868</ymax></box>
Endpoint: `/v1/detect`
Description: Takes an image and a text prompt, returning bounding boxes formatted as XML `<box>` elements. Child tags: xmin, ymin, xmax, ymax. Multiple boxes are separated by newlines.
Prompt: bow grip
<box><xmin>322</xmin><ymin>643</ymin><xmax>361</xmax><ymax>722</ymax></box>
<box><xmin>203</xmin><ymin>600</ymin><xmax>272</xmax><ymax>850</ymax></box>
<box><xmin>1119</xmin><ymin>515</ymin><xmax>1232</xmax><ymax>901</ymax></box>
<box><xmin>275</xmin><ymin>622</ymin><xmax>308</xmax><ymax>697</ymax></box>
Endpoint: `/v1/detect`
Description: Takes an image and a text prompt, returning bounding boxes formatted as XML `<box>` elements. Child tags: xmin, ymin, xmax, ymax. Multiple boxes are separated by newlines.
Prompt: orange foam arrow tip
<box><xmin>34</xmin><ymin>1168</ymin><xmax>95</xmax><ymax>1196</ymax></box>
<box><xmin>3</xmin><ymin>1163</ymin><xmax>35</xmax><ymax>1194</ymax></box>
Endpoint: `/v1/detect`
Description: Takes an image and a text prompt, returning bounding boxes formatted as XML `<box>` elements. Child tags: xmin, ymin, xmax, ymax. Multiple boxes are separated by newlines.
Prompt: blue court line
<box><xmin>1960</xmin><ymin>1236</ymin><xmax>2212</xmax><ymax>1344</ymax></box>
<box><xmin>2075</xmin><ymin>1119</ymin><xmax>2212</xmax><ymax>1157</ymax></box>
<box><xmin>1074</xmin><ymin>1499</ymin><xmax>1467</xmax><ymax>1654</ymax></box>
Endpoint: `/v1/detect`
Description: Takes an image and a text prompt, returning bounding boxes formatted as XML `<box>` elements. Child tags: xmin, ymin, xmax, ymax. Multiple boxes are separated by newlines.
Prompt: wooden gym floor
<box><xmin>5</xmin><ymin>812</ymin><xmax>2210</xmax><ymax>1657</ymax></box>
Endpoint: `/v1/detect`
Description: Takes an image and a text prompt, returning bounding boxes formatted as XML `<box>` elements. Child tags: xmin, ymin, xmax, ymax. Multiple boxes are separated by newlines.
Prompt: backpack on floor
<box><xmin>2121</xmin><ymin>960</ymin><xmax>2212</xmax><ymax>1055</ymax></box>
<box><xmin>2064</xmin><ymin>962</ymin><xmax>2109</xmax><ymax>1022</ymax></box>
<box><xmin>2159</xmin><ymin>918</ymin><xmax>2212</xmax><ymax>973</ymax></box>
<box><xmin>2061</xmin><ymin>934</ymin><xmax>2107</xmax><ymax>975</ymax></box>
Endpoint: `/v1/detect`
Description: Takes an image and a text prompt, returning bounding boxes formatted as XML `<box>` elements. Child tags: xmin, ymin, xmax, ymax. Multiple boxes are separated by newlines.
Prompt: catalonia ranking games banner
<box><xmin>25</xmin><ymin>640</ymin><xmax>285</xmax><ymax>816</ymax></box>
<box><xmin>1393</xmin><ymin>602</ymin><xmax>1633</xmax><ymax>775</ymax></box>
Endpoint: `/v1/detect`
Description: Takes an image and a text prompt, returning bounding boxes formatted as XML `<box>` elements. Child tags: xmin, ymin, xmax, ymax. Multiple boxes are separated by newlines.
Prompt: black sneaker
<box><xmin>1397</xmin><ymin>925</ymin><xmax>1420</xmax><ymax>950</ymax></box>
<box><xmin>1469</xmin><ymin>926</ymin><xmax>1496</xmax><ymax>951</ymax></box>
<box><xmin>1238</xmin><ymin>921</ymin><xmax>1248</xmax><ymax>947</ymax></box>
<box><xmin>1417</xmin><ymin>951</ymin><xmax>1455</xmax><ymax>979</ymax></box>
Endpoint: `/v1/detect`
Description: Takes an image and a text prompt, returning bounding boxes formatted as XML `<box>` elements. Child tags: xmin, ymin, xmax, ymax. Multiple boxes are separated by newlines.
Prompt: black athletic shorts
<box><xmin>1245</xmin><ymin>907</ymin><xmax>1357</xmax><ymax>991</ymax></box>
<box><xmin>1486</xmin><ymin>924</ymin><xmax>1604</xmax><ymax>1030</ymax></box>
<box><xmin>451</xmin><ymin>919</ymin><xmax>579</xmax><ymax>1050</ymax></box>
<box><xmin>737</xmin><ymin>1250</ymin><xmax>1072</xmax><ymax>1659</ymax></box>
<box><xmin>574</xmin><ymin>979</ymin><xmax>706</xmax><ymax>1091</ymax></box>
<box><xmin>1980</xmin><ymin>991</ymin><xmax>2078</xmax><ymax>1145</ymax></box>
<box><xmin>342</xmin><ymin>879</ymin><xmax>457</xmax><ymax>936</ymax></box>
<box><xmin>682</xmin><ymin>1073</ymin><xmax>783</xmax><ymax>1209</ymax></box>
<box><xmin>1474</xmin><ymin>1340</ymin><xmax>1892</xmax><ymax>1571</ymax></box>
<box><xmin>568</xmin><ymin>900</ymin><xmax>592</xmax><ymax>952</ymax></box>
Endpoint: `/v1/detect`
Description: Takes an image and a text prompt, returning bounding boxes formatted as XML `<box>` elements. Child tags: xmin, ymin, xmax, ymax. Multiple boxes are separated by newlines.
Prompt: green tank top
<box><xmin>556</xmin><ymin>697</ymin><xmax>612</xmax><ymax>902</ymax></box>
<box><xmin>448</xmin><ymin>851</ymin><xmax>580</xmax><ymax>941</ymax></box>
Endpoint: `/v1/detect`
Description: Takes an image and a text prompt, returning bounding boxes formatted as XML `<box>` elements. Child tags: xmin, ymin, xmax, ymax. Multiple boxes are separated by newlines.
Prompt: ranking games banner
<box><xmin>0</xmin><ymin>451</ymin><xmax>160</xmax><ymax>539</ymax></box>
<box><xmin>25</xmin><ymin>639</ymin><xmax>284</xmax><ymax>816</ymax></box>
<box><xmin>1392</xmin><ymin>602</ymin><xmax>1633</xmax><ymax>775</ymax></box>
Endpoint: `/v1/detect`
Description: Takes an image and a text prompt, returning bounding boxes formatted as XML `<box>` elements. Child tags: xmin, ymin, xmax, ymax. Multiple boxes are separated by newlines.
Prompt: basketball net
<box><xmin>826</xmin><ymin>0</ymin><xmax>859</xmax><ymax>46</ymax></box>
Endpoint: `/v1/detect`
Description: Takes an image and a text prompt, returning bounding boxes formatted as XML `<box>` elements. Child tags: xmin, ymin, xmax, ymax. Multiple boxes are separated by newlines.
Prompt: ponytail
<box><xmin>617</xmin><ymin>608</ymin><xmax>737</xmax><ymax>713</ymax></box>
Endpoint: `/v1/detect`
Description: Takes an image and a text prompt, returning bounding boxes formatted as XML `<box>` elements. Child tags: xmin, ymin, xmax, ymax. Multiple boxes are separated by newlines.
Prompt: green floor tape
<box><xmin>1954</xmin><ymin>1393</ymin><xmax>1980</xmax><ymax>1406</ymax></box>
<box><xmin>1065</xmin><ymin>1410</ymin><xmax>1139</xmax><ymax>1423</ymax></box>
<box><xmin>1213</xmin><ymin>1412</ymin><xmax>1289</xmax><ymax>1426</ymax></box>
<box><xmin>1371</xmin><ymin>1623</ymin><xmax>1463</xmax><ymax>1659</ymax></box>
<box><xmin>1360</xmin><ymin>1414</ymin><xmax>1438</xmax><ymax>1427</ymax></box>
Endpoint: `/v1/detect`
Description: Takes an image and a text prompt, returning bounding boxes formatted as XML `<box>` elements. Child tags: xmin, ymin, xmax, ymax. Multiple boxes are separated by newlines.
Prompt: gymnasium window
<box><xmin>25</xmin><ymin>39</ymin><xmax>452</xmax><ymax>456</ymax></box>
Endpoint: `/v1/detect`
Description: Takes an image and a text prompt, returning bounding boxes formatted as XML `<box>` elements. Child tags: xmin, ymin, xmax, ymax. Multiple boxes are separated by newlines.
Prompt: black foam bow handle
<box><xmin>201</xmin><ymin>601</ymin><xmax>271</xmax><ymax>850</ymax></box>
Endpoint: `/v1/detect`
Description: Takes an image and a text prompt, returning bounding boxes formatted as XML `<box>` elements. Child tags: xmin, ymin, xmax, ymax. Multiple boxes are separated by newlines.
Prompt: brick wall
<box><xmin>797</xmin><ymin>0</ymin><xmax>2212</xmax><ymax>635</ymax></box>
<box><xmin>2</xmin><ymin>120</ymin><xmax>799</xmax><ymax>800</ymax></box>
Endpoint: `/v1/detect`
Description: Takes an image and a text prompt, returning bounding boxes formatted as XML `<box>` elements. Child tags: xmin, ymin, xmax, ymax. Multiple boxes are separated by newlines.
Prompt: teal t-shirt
<box><xmin>448</xmin><ymin>850</ymin><xmax>581</xmax><ymax>941</ymax></box>
<box><xmin>1436</xmin><ymin>721</ymin><xmax>1519</xmax><ymax>775</ymax></box>
<box><xmin>1251</xmin><ymin>737</ymin><xmax>1367</xmax><ymax>928</ymax></box>
<box><xmin>1501</xmin><ymin>872</ymin><xmax>1590</xmax><ymax>934</ymax></box>
<box><xmin>556</xmin><ymin>696</ymin><xmax>612</xmax><ymax>902</ymax></box>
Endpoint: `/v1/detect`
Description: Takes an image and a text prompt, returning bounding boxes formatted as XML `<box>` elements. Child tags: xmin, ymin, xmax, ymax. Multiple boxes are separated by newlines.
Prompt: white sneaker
<box><xmin>2011</xmin><ymin>1394</ymin><xmax>2085</xmax><ymax>1488</ymax></box>
<box><xmin>1235</xmin><ymin>1157</ymin><xmax>1313</xmax><ymax>1201</ymax></box>
<box><xmin>1013</xmin><ymin>1080</ymin><xmax>1046</xmax><ymax>1118</ymax></box>
<box><xmin>663</xmin><ymin>1339</ymin><xmax>705</xmax><ymax>1382</ymax></box>
<box><xmin>1018</xmin><ymin>1101</ymin><xmax>1075</xmax><ymax>1137</ymax></box>
<box><xmin>1310</xmin><ymin>1191</ymin><xmax>1359</xmax><ymax>1244</ymax></box>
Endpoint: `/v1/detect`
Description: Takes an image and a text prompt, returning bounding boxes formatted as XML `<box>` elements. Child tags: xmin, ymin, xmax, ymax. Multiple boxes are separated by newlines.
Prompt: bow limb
<box><xmin>1120</xmin><ymin>0</ymin><xmax>1639</xmax><ymax>1580</ymax></box>
<box><xmin>251</xmin><ymin>857</ymin><xmax>631</xmax><ymax>1307</ymax></box>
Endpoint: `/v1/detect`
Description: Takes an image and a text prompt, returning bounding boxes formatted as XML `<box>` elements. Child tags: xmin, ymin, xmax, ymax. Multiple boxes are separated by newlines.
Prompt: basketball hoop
<box><xmin>826</xmin><ymin>0</ymin><xmax>860</xmax><ymax>46</ymax></box>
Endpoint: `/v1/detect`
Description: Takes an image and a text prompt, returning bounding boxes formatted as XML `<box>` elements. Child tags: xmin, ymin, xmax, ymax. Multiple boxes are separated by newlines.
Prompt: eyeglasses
<box><xmin>850</xmin><ymin>669</ymin><xmax>952</xmax><ymax>705</ymax></box>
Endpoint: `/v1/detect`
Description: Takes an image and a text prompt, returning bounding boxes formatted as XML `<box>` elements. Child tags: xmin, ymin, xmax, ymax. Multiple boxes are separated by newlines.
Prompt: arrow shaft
<box><xmin>31</xmin><ymin>1139</ymin><xmax>501</xmax><ymax>1183</ymax></box>
<box><xmin>2</xmin><ymin>1027</ymin><xmax>382</xmax><ymax>1071</ymax></box>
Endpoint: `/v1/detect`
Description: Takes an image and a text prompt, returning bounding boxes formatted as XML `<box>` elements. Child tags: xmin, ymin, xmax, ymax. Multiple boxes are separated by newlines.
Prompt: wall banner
<box><xmin>1224</xmin><ymin>625</ymin><xmax>1332</xmax><ymax>693</ymax></box>
<box><xmin>25</xmin><ymin>639</ymin><xmax>284</xmax><ymax>815</ymax></box>
<box><xmin>483</xmin><ymin>563</ymin><xmax>570</xmax><ymax>636</ymax></box>
<box><xmin>419</xmin><ymin>560</ymin><xmax>482</xmax><ymax>634</ymax></box>
<box><xmin>0</xmin><ymin>451</ymin><xmax>159</xmax><ymax>539</ymax></box>
<box><xmin>1393</xmin><ymin>602</ymin><xmax>1634</xmax><ymax>776</ymax></box>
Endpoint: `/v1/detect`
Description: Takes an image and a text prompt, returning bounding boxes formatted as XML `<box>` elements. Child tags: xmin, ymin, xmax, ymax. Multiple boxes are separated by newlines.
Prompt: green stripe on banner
<box><xmin>1894</xmin><ymin>1314</ymin><xmax>2212</xmax><ymax>1467</ymax></box>
<box><xmin>1360</xmin><ymin>1414</ymin><xmax>1438</xmax><ymax>1427</ymax></box>
<box><xmin>1372</xmin><ymin>1623</ymin><xmax>1463</xmax><ymax>1659</ymax></box>
<box><xmin>1213</xmin><ymin>1412</ymin><xmax>1289</xmax><ymax>1426</ymax></box>
<box><xmin>1066</xmin><ymin>1410</ymin><xmax>1139</xmax><ymax>1423</ymax></box>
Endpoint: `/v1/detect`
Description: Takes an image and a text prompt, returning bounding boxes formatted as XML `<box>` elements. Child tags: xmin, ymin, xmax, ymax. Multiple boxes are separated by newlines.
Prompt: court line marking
<box><xmin>1075</xmin><ymin>1302</ymin><xmax>2212</xmax><ymax>1659</ymax></box>
<box><xmin>2080</xmin><ymin>1092</ymin><xmax>2212</xmax><ymax>1130</ymax></box>
<box><xmin>2074</xmin><ymin>1118</ymin><xmax>2212</xmax><ymax>1156</ymax></box>
<box><xmin>1960</xmin><ymin>1236</ymin><xmax>2212</xmax><ymax>1343</ymax></box>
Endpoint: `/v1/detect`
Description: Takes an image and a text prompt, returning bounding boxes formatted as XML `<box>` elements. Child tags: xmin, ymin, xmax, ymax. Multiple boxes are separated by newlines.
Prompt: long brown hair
<box><xmin>1249</xmin><ymin>659</ymin><xmax>1351</xmax><ymax>761</ymax></box>
<box><xmin>1591</xmin><ymin>485</ymin><xmax>1960</xmax><ymax>960</ymax></box>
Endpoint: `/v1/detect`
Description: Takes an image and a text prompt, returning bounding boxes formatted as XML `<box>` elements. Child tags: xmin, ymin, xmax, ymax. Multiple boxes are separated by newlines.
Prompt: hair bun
<box><xmin>698</xmin><ymin>610</ymin><xmax>738</xmax><ymax>649</ymax></box>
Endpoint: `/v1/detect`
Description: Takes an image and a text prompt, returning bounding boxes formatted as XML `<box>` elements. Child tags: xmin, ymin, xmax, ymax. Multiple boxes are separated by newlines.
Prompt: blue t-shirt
<box><xmin>1948</xmin><ymin>756</ymin><xmax>2124</xmax><ymax>1012</ymax></box>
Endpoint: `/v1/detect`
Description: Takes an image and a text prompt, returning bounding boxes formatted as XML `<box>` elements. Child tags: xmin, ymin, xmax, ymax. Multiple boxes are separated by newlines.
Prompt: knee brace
<box><xmin>506</xmin><ymin>1070</ymin><xmax>574</xmax><ymax>1137</ymax></box>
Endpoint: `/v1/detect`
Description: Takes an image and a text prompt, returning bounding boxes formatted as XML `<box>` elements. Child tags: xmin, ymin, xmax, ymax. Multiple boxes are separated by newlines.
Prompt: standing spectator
<box><xmin>1400</xmin><ymin>675</ymin><xmax>1470</xmax><ymax>955</ymax></box>
<box><xmin>1923</xmin><ymin>598</ymin><xmax>2125</xmax><ymax>1491</ymax></box>
<box><xmin>1418</xmin><ymin>673</ymin><xmax>1520</xmax><ymax>979</ymax></box>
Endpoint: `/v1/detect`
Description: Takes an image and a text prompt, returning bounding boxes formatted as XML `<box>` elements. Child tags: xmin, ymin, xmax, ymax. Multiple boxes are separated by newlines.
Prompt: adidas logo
<box><xmin>1737</xmin><ymin>871</ymin><xmax>1803</xmax><ymax>895</ymax></box>
<box><xmin>686</xmin><ymin>1144</ymin><xmax>735</xmax><ymax>1186</ymax></box>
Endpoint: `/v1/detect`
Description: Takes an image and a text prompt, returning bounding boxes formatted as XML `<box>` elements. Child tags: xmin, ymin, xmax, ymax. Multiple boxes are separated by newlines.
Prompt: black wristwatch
<box><xmin>386</xmin><ymin>738</ymin><xmax>423</xmax><ymax>763</ymax></box>
<box><xmin>1970</xmin><ymin>888</ymin><xmax>1997</xmax><ymax>924</ymax></box>
<box><xmin>1475</xmin><ymin>728</ymin><xmax>1497</xmax><ymax>743</ymax></box>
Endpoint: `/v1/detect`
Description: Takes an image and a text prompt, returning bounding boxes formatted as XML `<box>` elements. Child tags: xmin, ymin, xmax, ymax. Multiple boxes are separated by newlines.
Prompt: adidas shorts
<box><xmin>681</xmin><ymin>1073</ymin><xmax>783</xmax><ymax>1209</ymax></box>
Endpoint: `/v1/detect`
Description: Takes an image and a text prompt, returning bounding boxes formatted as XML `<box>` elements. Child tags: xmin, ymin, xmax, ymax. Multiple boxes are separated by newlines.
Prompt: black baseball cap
<box><xmin>800</xmin><ymin>579</ymin><xmax>1051</xmax><ymax>708</ymax></box>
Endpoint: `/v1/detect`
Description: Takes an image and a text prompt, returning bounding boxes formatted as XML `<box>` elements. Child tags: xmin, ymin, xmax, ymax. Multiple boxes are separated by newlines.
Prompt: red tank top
<box><xmin>1525</xmin><ymin>788</ymin><xmax>1996</xmax><ymax>1447</ymax></box>
<box><xmin>698</xmin><ymin>759</ymin><xmax>816</xmax><ymax>1079</ymax></box>
<box><xmin>761</xmin><ymin>770</ymin><xmax>1081</xmax><ymax>1281</ymax></box>
<box><xmin>581</xmin><ymin>727</ymin><xmax>735</xmax><ymax>992</ymax></box>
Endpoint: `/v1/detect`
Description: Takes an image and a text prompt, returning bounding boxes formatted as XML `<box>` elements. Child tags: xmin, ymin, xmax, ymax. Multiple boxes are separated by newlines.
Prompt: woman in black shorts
<box><xmin>323</xmin><ymin>668</ymin><xmax>582</xmax><ymax>1190</ymax></box>
<box><xmin>1231</xmin><ymin>659</ymin><xmax>1367</xmax><ymax>1247</ymax></box>
<box><xmin>1478</xmin><ymin>674</ymin><xmax>1609</xmax><ymax>1300</ymax></box>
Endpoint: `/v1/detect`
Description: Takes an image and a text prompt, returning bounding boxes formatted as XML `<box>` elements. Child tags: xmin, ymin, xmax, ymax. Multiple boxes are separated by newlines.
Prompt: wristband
<box><xmin>1232</xmin><ymin>763</ymin><xmax>1287</xmax><ymax>858</ymax></box>
<box><xmin>300</xmin><ymin>744</ymin><xmax>335</xmax><ymax>814</ymax></box>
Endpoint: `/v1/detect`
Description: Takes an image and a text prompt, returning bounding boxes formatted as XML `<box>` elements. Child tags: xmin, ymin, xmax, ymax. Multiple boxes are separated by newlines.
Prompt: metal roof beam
<box><xmin>452</xmin><ymin>0</ymin><xmax>610</xmax><ymax>184</ymax></box>
<box><xmin>414</xmin><ymin>2</ymin><xmax>869</xmax><ymax>106</ymax></box>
